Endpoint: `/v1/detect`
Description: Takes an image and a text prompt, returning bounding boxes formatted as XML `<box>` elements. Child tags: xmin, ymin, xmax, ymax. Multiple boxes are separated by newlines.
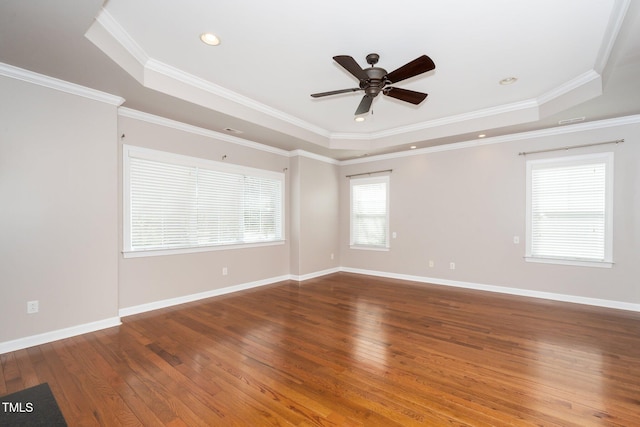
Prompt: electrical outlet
<box><xmin>513</xmin><ymin>236</ymin><xmax>520</xmax><ymax>244</ymax></box>
<box><xmin>330</xmin><ymin>253</ymin><xmax>334</xmax><ymax>260</ymax></box>
<box><xmin>428</xmin><ymin>260</ymin><xmax>434</xmax><ymax>268</ymax></box>
<box><xmin>449</xmin><ymin>262</ymin><xmax>456</xmax><ymax>270</ymax></box>
<box><xmin>222</xmin><ymin>267</ymin><xmax>228</xmax><ymax>276</ymax></box>
<box><xmin>27</xmin><ymin>300</ymin><xmax>39</xmax><ymax>314</ymax></box>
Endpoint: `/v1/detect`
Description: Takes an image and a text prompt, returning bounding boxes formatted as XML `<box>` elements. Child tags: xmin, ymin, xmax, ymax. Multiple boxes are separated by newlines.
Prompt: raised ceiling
<box><xmin>1</xmin><ymin>0</ymin><xmax>639</xmax><ymax>160</ymax></box>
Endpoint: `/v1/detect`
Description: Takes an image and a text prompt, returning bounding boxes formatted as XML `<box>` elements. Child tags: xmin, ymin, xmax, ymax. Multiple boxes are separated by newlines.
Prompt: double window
<box><xmin>526</xmin><ymin>152</ymin><xmax>613</xmax><ymax>267</ymax></box>
<box><xmin>350</xmin><ymin>176</ymin><xmax>390</xmax><ymax>250</ymax></box>
<box><xmin>123</xmin><ymin>145</ymin><xmax>284</xmax><ymax>257</ymax></box>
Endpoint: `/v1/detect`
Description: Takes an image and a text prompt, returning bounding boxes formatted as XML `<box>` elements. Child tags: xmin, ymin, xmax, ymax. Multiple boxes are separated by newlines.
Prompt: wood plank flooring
<box><xmin>2</xmin><ymin>272</ymin><xmax>640</xmax><ymax>426</ymax></box>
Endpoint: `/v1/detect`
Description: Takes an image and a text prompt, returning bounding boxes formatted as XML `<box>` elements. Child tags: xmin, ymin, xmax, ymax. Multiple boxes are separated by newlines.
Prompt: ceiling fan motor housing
<box><xmin>363</xmin><ymin>67</ymin><xmax>387</xmax><ymax>97</ymax></box>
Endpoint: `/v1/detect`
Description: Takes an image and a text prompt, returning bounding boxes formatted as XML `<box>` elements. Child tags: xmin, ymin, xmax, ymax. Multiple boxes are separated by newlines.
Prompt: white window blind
<box><xmin>129</xmin><ymin>157</ymin><xmax>198</xmax><ymax>249</ymax></box>
<box><xmin>526</xmin><ymin>152</ymin><xmax>613</xmax><ymax>267</ymax></box>
<box><xmin>350</xmin><ymin>176</ymin><xmax>390</xmax><ymax>249</ymax></box>
<box><xmin>124</xmin><ymin>146</ymin><xmax>284</xmax><ymax>256</ymax></box>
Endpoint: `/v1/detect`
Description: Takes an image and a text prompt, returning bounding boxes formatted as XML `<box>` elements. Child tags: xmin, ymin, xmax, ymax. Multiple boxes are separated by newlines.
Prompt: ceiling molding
<box><xmin>333</xmin><ymin>70</ymin><xmax>604</xmax><ymax>143</ymax></box>
<box><xmin>536</xmin><ymin>70</ymin><xmax>601</xmax><ymax>106</ymax></box>
<box><xmin>288</xmin><ymin>149</ymin><xmax>340</xmax><ymax>165</ymax></box>
<box><xmin>92</xmin><ymin>8</ymin><xmax>149</xmax><ymax>66</ymax></box>
<box><xmin>87</xmin><ymin>11</ymin><xmax>330</xmax><ymax>142</ymax></box>
<box><xmin>336</xmin><ymin>99</ymin><xmax>540</xmax><ymax>142</ymax></box>
<box><xmin>0</xmin><ymin>62</ymin><xmax>125</xmax><ymax>106</ymax></box>
<box><xmin>341</xmin><ymin>114</ymin><xmax>640</xmax><ymax>165</ymax></box>
<box><xmin>81</xmin><ymin>1</ymin><xmax>631</xmax><ymax>154</ymax></box>
<box><xmin>84</xmin><ymin>8</ymin><xmax>147</xmax><ymax>84</ymax></box>
<box><xmin>594</xmin><ymin>0</ymin><xmax>631</xmax><ymax>73</ymax></box>
<box><xmin>118</xmin><ymin>107</ymin><xmax>290</xmax><ymax>157</ymax></box>
<box><xmin>145</xmin><ymin>59</ymin><xmax>330</xmax><ymax>138</ymax></box>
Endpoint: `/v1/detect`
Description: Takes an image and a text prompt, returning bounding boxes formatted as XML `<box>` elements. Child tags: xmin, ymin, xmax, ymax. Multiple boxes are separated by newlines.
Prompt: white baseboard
<box><xmin>4</xmin><ymin>267</ymin><xmax>637</xmax><ymax>355</ymax></box>
<box><xmin>339</xmin><ymin>267</ymin><xmax>640</xmax><ymax>312</ymax></box>
<box><xmin>120</xmin><ymin>268</ymin><xmax>343</xmax><ymax>318</ymax></box>
<box><xmin>290</xmin><ymin>267</ymin><xmax>341</xmax><ymax>282</ymax></box>
<box><xmin>0</xmin><ymin>317</ymin><xmax>122</xmax><ymax>355</ymax></box>
<box><xmin>119</xmin><ymin>274</ymin><xmax>292</xmax><ymax>317</ymax></box>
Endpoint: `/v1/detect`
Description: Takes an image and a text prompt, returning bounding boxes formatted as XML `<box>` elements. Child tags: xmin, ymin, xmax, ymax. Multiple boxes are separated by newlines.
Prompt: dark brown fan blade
<box><xmin>383</xmin><ymin>87</ymin><xmax>428</xmax><ymax>105</ymax></box>
<box><xmin>355</xmin><ymin>95</ymin><xmax>373</xmax><ymax>115</ymax></box>
<box><xmin>333</xmin><ymin>55</ymin><xmax>369</xmax><ymax>81</ymax></box>
<box><xmin>385</xmin><ymin>55</ymin><xmax>436</xmax><ymax>84</ymax></box>
<box><xmin>311</xmin><ymin>88</ymin><xmax>361</xmax><ymax>98</ymax></box>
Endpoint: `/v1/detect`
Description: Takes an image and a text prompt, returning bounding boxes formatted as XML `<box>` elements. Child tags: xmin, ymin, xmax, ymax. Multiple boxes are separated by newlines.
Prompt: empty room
<box><xmin>1</xmin><ymin>1</ymin><xmax>639</xmax><ymax>425</ymax></box>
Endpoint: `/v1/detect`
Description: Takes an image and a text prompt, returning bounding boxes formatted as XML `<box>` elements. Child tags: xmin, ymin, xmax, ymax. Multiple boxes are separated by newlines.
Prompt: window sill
<box><xmin>524</xmin><ymin>256</ymin><xmax>613</xmax><ymax>269</ymax></box>
<box><xmin>123</xmin><ymin>240</ymin><xmax>285</xmax><ymax>258</ymax></box>
<box><xmin>350</xmin><ymin>245</ymin><xmax>390</xmax><ymax>252</ymax></box>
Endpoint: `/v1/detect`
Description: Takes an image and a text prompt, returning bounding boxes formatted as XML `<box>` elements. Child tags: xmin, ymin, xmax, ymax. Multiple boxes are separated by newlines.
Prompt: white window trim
<box><xmin>525</xmin><ymin>152</ymin><xmax>614</xmax><ymax>268</ymax></box>
<box><xmin>349</xmin><ymin>175</ymin><xmax>390</xmax><ymax>251</ymax></box>
<box><xmin>123</xmin><ymin>145</ymin><xmax>285</xmax><ymax>258</ymax></box>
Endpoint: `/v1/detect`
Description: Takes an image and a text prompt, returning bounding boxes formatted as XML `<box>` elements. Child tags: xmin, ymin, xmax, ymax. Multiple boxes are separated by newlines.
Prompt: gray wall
<box><xmin>117</xmin><ymin>114</ymin><xmax>291</xmax><ymax>310</ymax></box>
<box><xmin>1</xmin><ymin>67</ymin><xmax>638</xmax><ymax>352</ymax></box>
<box><xmin>0</xmin><ymin>75</ymin><xmax>119</xmax><ymax>343</ymax></box>
<box><xmin>289</xmin><ymin>155</ymin><xmax>340</xmax><ymax>277</ymax></box>
<box><xmin>340</xmin><ymin>122</ymin><xmax>640</xmax><ymax>305</ymax></box>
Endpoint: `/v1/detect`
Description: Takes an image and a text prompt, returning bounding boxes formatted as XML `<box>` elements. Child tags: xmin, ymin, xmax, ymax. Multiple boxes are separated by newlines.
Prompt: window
<box><xmin>123</xmin><ymin>145</ymin><xmax>284</xmax><ymax>257</ymax></box>
<box><xmin>525</xmin><ymin>152</ymin><xmax>613</xmax><ymax>267</ymax></box>
<box><xmin>350</xmin><ymin>175</ymin><xmax>390</xmax><ymax>250</ymax></box>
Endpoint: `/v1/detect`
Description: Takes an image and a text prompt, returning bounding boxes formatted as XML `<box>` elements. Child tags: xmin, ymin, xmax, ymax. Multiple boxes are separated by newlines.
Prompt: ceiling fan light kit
<box><xmin>311</xmin><ymin>53</ymin><xmax>436</xmax><ymax>116</ymax></box>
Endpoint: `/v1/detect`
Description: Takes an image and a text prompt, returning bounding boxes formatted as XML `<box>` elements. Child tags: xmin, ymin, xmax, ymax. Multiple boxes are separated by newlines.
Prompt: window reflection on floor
<box><xmin>351</xmin><ymin>299</ymin><xmax>389</xmax><ymax>370</ymax></box>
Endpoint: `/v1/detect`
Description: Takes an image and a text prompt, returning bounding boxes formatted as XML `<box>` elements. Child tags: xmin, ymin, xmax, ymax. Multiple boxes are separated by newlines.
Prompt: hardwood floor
<box><xmin>2</xmin><ymin>272</ymin><xmax>640</xmax><ymax>426</ymax></box>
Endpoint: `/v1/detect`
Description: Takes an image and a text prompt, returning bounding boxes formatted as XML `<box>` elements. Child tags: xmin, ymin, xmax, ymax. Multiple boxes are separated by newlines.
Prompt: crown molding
<box><xmin>0</xmin><ymin>62</ymin><xmax>125</xmax><ymax>106</ymax></box>
<box><xmin>333</xmin><ymin>70</ymin><xmax>604</xmax><ymax>143</ymax></box>
<box><xmin>92</xmin><ymin>8</ymin><xmax>149</xmax><ymax>66</ymax></box>
<box><xmin>87</xmin><ymin>2</ymin><xmax>629</xmax><ymax>153</ymax></box>
<box><xmin>329</xmin><ymin>98</ymin><xmax>538</xmax><ymax>142</ymax></box>
<box><xmin>118</xmin><ymin>107</ymin><xmax>290</xmax><ymax>157</ymax></box>
<box><xmin>145</xmin><ymin>59</ymin><xmax>330</xmax><ymax>140</ymax></box>
<box><xmin>289</xmin><ymin>149</ymin><xmax>340</xmax><ymax>165</ymax></box>
<box><xmin>340</xmin><ymin>114</ymin><xmax>640</xmax><ymax>165</ymax></box>
<box><xmin>89</xmin><ymin>7</ymin><xmax>330</xmax><ymax>140</ymax></box>
<box><xmin>536</xmin><ymin>70</ymin><xmax>601</xmax><ymax>105</ymax></box>
<box><xmin>595</xmin><ymin>0</ymin><xmax>631</xmax><ymax>73</ymax></box>
<box><xmin>376</xmin><ymin>99</ymin><xmax>539</xmax><ymax>140</ymax></box>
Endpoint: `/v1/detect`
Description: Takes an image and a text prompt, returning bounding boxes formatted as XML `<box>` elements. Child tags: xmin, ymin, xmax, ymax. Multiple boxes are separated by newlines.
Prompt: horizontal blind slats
<box><xmin>530</xmin><ymin>160</ymin><xmax>607</xmax><ymax>261</ymax></box>
<box><xmin>127</xmin><ymin>153</ymin><xmax>283</xmax><ymax>251</ymax></box>
<box><xmin>351</xmin><ymin>179</ymin><xmax>388</xmax><ymax>247</ymax></box>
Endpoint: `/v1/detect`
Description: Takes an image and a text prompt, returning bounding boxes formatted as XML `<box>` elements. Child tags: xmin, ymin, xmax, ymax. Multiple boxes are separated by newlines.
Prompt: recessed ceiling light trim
<box><xmin>200</xmin><ymin>33</ymin><xmax>221</xmax><ymax>46</ymax></box>
<box><xmin>499</xmin><ymin>77</ymin><xmax>518</xmax><ymax>85</ymax></box>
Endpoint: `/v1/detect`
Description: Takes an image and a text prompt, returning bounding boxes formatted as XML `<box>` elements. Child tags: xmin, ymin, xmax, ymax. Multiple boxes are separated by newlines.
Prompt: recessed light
<box><xmin>478</xmin><ymin>134</ymin><xmax>486</xmax><ymax>138</ymax></box>
<box><xmin>354</xmin><ymin>117</ymin><xmax>365</xmax><ymax>122</ymax></box>
<box><xmin>200</xmin><ymin>33</ymin><xmax>221</xmax><ymax>46</ymax></box>
<box><xmin>499</xmin><ymin>77</ymin><xmax>517</xmax><ymax>85</ymax></box>
<box><xmin>410</xmin><ymin>145</ymin><xmax>417</xmax><ymax>149</ymax></box>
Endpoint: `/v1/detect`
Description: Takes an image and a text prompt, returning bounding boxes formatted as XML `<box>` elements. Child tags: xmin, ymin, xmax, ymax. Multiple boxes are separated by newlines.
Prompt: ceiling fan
<box><xmin>311</xmin><ymin>53</ymin><xmax>436</xmax><ymax>115</ymax></box>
